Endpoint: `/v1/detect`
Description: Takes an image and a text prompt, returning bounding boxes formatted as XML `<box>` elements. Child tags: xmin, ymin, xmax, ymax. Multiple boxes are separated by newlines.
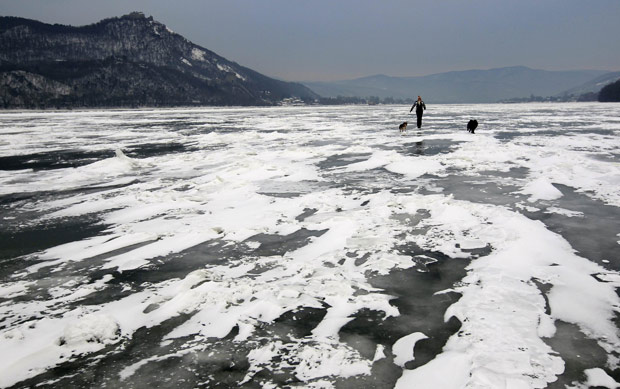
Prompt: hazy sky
<box><xmin>1</xmin><ymin>0</ymin><xmax>619</xmax><ymax>81</ymax></box>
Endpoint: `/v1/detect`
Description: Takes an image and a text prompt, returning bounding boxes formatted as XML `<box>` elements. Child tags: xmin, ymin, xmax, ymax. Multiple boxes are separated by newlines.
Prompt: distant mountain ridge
<box><xmin>0</xmin><ymin>13</ymin><xmax>318</xmax><ymax>108</ymax></box>
<box><xmin>557</xmin><ymin>71</ymin><xmax>620</xmax><ymax>97</ymax></box>
<box><xmin>303</xmin><ymin>66</ymin><xmax>615</xmax><ymax>103</ymax></box>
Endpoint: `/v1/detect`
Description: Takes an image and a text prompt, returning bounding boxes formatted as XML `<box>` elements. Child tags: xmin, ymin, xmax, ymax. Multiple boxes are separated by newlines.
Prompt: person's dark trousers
<box><xmin>416</xmin><ymin>113</ymin><xmax>423</xmax><ymax>128</ymax></box>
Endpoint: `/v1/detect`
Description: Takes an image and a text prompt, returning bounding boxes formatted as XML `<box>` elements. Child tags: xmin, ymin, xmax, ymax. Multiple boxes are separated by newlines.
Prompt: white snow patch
<box><xmin>392</xmin><ymin>332</ymin><xmax>428</xmax><ymax>367</ymax></box>
<box><xmin>584</xmin><ymin>368</ymin><xmax>620</xmax><ymax>388</ymax></box>
<box><xmin>386</xmin><ymin>158</ymin><xmax>443</xmax><ymax>179</ymax></box>
<box><xmin>395</xmin><ymin>351</ymin><xmax>472</xmax><ymax>389</ymax></box>
<box><xmin>520</xmin><ymin>177</ymin><xmax>563</xmax><ymax>202</ymax></box>
<box><xmin>191</xmin><ymin>47</ymin><xmax>207</xmax><ymax>61</ymax></box>
<box><xmin>372</xmin><ymin>344</ymin><xmax>386</xmax><ymax>362</ymax></box>
<box><xmin>544</xmin><ymin>206</ymin><xmax>584</xmax><ymax>217</ymax></box>
<box><xmin>458</xmin><ymin>239</ymin><xmax>487</xmax><ymax>250</ymax></box>
<box><xmin>216</xmin><ymin>63</ymin><xmax>246</xmax><ymax>81</ymax></box>
<box><xmin>595</xmin><ymin>272</ymin><xmax>620</xmax><ymax>285</ymax></box>
<box><xmin>294</xmin><ymin>343</ymin><xmax>371</xmax><ymax>380</ymax></box>
<box><xmin>515</xmin><ymin>202</ymin><xmax>540</xmax><ymax>213</ymax></box>
<box><xmin>0</xmin><ymin>281</ymin><xmax>34</xmax><ymax>298</ymax></box>
<box><xmin>60</xmin><ymin>313</ymin><xmax>120</xmax><ymax>347</ymax></box>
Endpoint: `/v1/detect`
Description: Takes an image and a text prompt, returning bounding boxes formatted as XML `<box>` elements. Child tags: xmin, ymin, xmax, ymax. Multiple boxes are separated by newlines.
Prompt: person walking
<box><xmin>409</xmin><ymin>96</ymin><xmax>426</xmax><ymax>128</ymax></box>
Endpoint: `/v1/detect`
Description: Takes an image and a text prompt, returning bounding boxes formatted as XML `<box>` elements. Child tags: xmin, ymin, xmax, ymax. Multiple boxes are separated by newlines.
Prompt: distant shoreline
<box><xmin>2</xmin><ymin>101</ymin><xmax>618</xmax><ymax>114</ymax></box>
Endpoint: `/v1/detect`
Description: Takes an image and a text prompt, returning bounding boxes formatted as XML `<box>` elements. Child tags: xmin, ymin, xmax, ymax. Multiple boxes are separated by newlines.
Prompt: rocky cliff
<box><xmin>0</xmin><ymin>12</ymin><xmax>319</xmax><ymax>108</ymax></box>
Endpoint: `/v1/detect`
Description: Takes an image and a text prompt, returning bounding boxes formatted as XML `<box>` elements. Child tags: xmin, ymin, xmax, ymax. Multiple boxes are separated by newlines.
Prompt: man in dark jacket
<box><xmin>409</xmin><ymin>96</ymin><xmax>426</xmax><ymax>128</ymax></box>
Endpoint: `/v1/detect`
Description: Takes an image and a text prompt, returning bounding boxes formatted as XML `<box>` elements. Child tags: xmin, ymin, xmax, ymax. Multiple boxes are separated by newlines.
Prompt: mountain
<box><xmin>556</xmin><ymin>71</ymin><xmax>620</xmax><ymax>98</ymax></box>
<box><xmin>303</xmin><ymin>66</ymin><xmax>612</xmax><ymax>103</ymax></box>
<box><xmin>0</xmin><ymin>13</ymin><xmax>318</xmax><ymax>108</ymax></box>
<box><xmin>598</xmin><ymin>79</ymin><xmax>620</xmax><ymax>102</ymax></box>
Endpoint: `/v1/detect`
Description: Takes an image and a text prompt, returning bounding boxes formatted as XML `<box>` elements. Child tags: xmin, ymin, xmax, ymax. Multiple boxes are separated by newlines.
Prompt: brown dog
<box><xmin>399</xmin><ymin>121</ymin><xmax>408</xmax><ymax>132</ymax></box>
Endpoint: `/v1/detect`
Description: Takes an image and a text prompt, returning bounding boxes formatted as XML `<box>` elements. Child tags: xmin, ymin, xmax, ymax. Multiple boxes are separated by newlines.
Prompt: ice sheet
<box><xmin>0</xmin><ymin>104</ymin><xmax>618</xmax><ymax>388</ymax></box>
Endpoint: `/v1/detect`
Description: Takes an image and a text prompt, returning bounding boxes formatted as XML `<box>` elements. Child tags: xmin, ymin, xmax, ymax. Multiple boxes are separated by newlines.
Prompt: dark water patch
<box><xmin>11</xmin><ymin>313</ymin><xmax>197</xmax><ymax>389</ymax></box>
<box><xmin>295</xmin><ymin>208</ymin><xmax>317</xmax><ymax>222</ymax></box>
<box><xmin>171</xmin><ymin>184</ymin><xmax>194</xmax><ymax>192</ymax></box>
<box><xmin>49</xmin><ymin>229</ymin><xmax>327</xmax><ymax>310</ymax></box>
<box><xmin>303</xmin><ymin>138</ymin><xmax>350</xmax><ymax>148</ymax></box>
<box><xmin>0</xmin><ymin>149</ymin><xmax>115</xmax><ymax>171</ymax></box>
<box><xmin>0</xmin><ymin>143</ymin><xmax>191</xmax><ymax>172</ymax></box>
<box><xmin>389</xmin><ymin>182</ymin><xmax>431</xmax><ymax>195</ymax></box>
<box><xmin>1</xmin><ymin>233</ymin><xmax>155</xmax><ymax>305</ymax></box>
<box><xmin>50</xmin><ymin>241</ymin><xmax>161</xmax><ymax>305</ymax></box>
<box><xmin>337</xmin><ymin>246</ymin><xmax>470</xmax><ymax>388</ymax></box>
<box><xmin>495</xmin><ymin>129</ymin><xmax>566</xmax><ymax>141</ymax></box>
<box><xmin>478</xmin><ymin>166</ymin><xmax>530</xmax><ymax>179</ymax></box>
<box><xmin>335</xmin><ymin>357</ymin><xmax>403</xmax><ymax>389</ymax></box>
<box><xmin>124</xmin><ymin>306</ymin><xmax>328</xmax><ymax>388</ymax></box>
<box><xmin>426</xmin><ymin>171</ymin><xmax>619</xmax><ymax>270</ymax></box>
<box><xmin>423</xmin><ymin>173</ymin><xmax>523</xmax><ymax>207</ymax></box>
<box><xmin>532</xmin><ymin>279</ymin><xmax>552</xmax><ymax>316</ymax></box>
<box><xmin>212</xmin><ymin>124</ymin><xmax>255</xmax><ymax>135</ymax></box>
<box><xmin>496</xmin><ymin>128</ymin><xmax>615</xmax><ymax>143</ymax></box>
<box><xmin>244</xmin><ymin>228</ymin><xmax>327</xmax><ymax>257</ymax></box>
<box><xmin>120</xmin><ymin>119</ymin><xmax>214</xmax><ymax>132</ymax></box>
<box><xmin>39</xmin><ymin>238</ymin><xmax>235</xmax><ymax>311</ymax></box>
<box><xmin>50</xmin><ymin>242</ymin><xmax>473</xmax><ymax>388</ymax></box>
<box><xmin>104</xmin><ymin>239</ymin><xmax>233</xmax><ymax>285</ymax></box>
<box><xmin>526</xmin><ymin>277</ymin><xmax>614</xmax><ymax>388</ymax></box>
<box><xmin>77</xmin><ymin>310</ymin><xmax>337</xmax><ymax>389</ymax></box>
<box><xmin>271</xmin><ymin>306</ymin><xmax>328</xmax><ymax>340</ymax></box>
<box><xmin>257</xmin><ymin>191</ymin><xmax>304</xmax><ymax>199</ymax></box>
<box><xmin>522</xmin><ymin>184</ymin><xmax>620</xmax><ymax>270</ymax></box>
<box><xmin>544</xmin><ymin>321</ymin><xmax>616</xmax><ymax>389</ymax></box>
<box><xmin>227</xmin><ymin>306</ymin><xmax>329</xmax><ymax>387</ymax></box>
<box><xmin>391</xmin><ymin>209</ymin><xmax>432</xmax><ymax>231</ymax></box>
<box><xmin>200</xmin><ymin>142</ymin><xmax>230</xmax><ymax>152</ymax></box>
<box><xmin>122</xmin><ymin>142</ymin><xmax>193</xmax><ymax>159</ymax></box>
<box><xmin>0</xmin><ymin>215</ymin><xmax>106</xmax><ymax>267</ymax></box>
<box><xmin>459</xmin><ymin>243</ymin><xmax>493</xmax><ymax>257</ymax></box>
<box><xmin>258</xmin><ymin>181</ymin><xmax>331</xmax><ymax>198</ymax></box>
<box><xmin>399</xmin><ymin>139</ymin><xmax>465</xmax><ymax>157</ymax></box>
<box><xmin>114</xmin><ymin>327</ymin><xmax>254</xmax><ymax>389</ymax></box>
<box><xmin>93</xmin><ymin>230</ymin><xmax>330</xmax><ymax>289</ymax></box>
<box><xmin>0</xmin><ymin>179</ymin><xmax>140</xmax><ymax>206</ymax></box>
<box><xmin>353</xmin><ymin>252</ymin><xmax>372</xmax><ymax>267</ymax></box>
<box><xmin>316</xmin><ymin>153</ymin><xmax>372</xmax><ymax>170</ymax></box>
<box><xmin>589</xmin><ymin>153</ymin><xmax>620</xmax><ymax>163</ymax></box>
<box><xmin>327</xmin><ymin>167</ymin><xmax>420</xmax><ymax>197</ymax></box>
<box><xmin>579</xmin><ymin>128</ymin><xmax>616</xmax><ymax>136</ymax></box>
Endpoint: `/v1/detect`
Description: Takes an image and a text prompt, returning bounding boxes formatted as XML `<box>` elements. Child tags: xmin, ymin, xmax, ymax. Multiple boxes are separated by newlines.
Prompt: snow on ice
<box><xmin>0</xmin><ymin>103</ymin><xmax>619</xmax><ymax>388</ymax></box>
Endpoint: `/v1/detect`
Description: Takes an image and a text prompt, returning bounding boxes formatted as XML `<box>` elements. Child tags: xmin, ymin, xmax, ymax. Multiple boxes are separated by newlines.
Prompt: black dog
<box><xmin>399</xmin><ymin>122</ymin><xmax>408</xmax><ymax>132</ymax></box>
<box><xmin>467</xmin><ymin>119</ymin><xmax>478</xmax><ymax>133</ymax></box>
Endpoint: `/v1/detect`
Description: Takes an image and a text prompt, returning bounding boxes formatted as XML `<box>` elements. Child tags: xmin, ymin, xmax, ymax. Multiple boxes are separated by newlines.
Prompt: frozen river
<box><xmin>0</xmin><ymin>103</ymin><xmax>619</xmax><ymax>388</ymax></box>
